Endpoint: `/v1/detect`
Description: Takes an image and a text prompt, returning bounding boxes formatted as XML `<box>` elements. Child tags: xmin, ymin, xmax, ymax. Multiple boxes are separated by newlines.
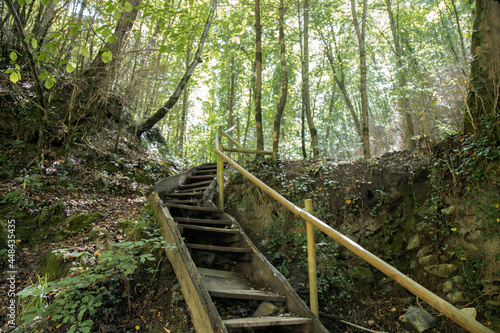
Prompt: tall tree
<box><xmin>302</xmin><ymin>0</ymin><xmax>319</xmax><ymax>157</ymax></box>
<box><xmin>385</xmin><ymin>0</ymin><xmax>415</xmax><ymax>149</ymax></box>
<box><xmin>351</xmin><ymin>0</ymin><xmax>370</xmax><ymax>158</ymax></box>
<box><xmin>136</xmin><ymin>0</ymin><xmax>218</xmax><ymax>137</ymax></box>
<box><xmin>465</xmin><ymin>0</ymin><xmax>500</xmax><ymax>138</ymax></box>
<box><xmin>254</xmin><ymin>0</ymin><xmax>264</xmax><ymax>150</ymax></box>
<box><xmin>273</xmin><ymin>0</ymin><xmax>288</xmax><ymax>156</ymax></box>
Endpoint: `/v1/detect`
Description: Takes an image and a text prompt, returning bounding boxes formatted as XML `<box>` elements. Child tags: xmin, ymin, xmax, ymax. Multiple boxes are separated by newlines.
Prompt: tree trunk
<box><xmin>273</xmin><ymin>0</ymin><xmax>288</xmax><ymax>156</ymax></box>
<box><xmin>298</xmin><ymin>1</ymin><xmax>307</xmax><ymax>159</ymax></box>
<box><xmin>465</xmin><ymin>0</ymin><xmax>500</xmax><ymax>138</ymax></box>
<box><xmin>136</xmin><ymin>0</ymin><xmax>218</xmax><ymax>137</ymax></box>
<box><xmin>255</xmin><ymin>0</ymin><xmax>264</xmax><ymax>150</ymax></box>
<box><xmin>178</xmin><ymin>42</ymin><xmax>192</xmax><ymax>158</ymax></box>
<box><xmin>83</xmin><ymin>0</ymin><xmax>141</xmax><ymax>89</ymax></box>
<box><xmin>351</xmin><ymin>0</ymin><xmax>371</xmax><ymax>158</ymax></box>
<box><xmin>322</xmin><ymin>32</ymin><xmax>362</xmax><ymax>137</ymax></box>
<box><xmin>302</xmin><ymin>0</ymin><xmax>319</xmax><ymax>157</ymax></box>
<box><xmin>385</xmin><ymin>0</ymin><xmax>415</xmax><ymax>149</ymax></box>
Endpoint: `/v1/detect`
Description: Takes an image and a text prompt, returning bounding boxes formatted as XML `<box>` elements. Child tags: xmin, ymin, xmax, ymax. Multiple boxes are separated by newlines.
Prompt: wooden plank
<box><xmin>188</xmin><ymin>175</ymin><xmax>216</xmax><ymax>181</ymax></box>
<box><xmin>194</xmin><ymin>169</ymin><xmax>217</xmax><ymax>175</ymax></box>
<box><xmin>176</xmin><ymin>186</ymin><xmax>209</xmax><ymax>193</ymax></box>
<box><xmin>180</xmin><ymin>180</ymin><xmax>214</xmax><ymax>189</ymax></box>
<box><xmin>198</xmin><ymin>267</ymin><xmax>246</xmax><ymax>279</ymax></box>
<box><xmin>209</xmin><ymin>289</ymin><xmax>286</xmax><ymax>302</ymax></box>
<box><xmin>186</xmin><ymin>243</ymin><xmax>252</xmax><ymax>253</ymax></box>
<box><xmin>164</xmin><ymin>202</ymin><xmax>222</xmax><ymax>213</ymax></box>
<box><xmin>164</xmin><ymin>191</ymin><xmax>203</xmax><ymax>197</ymax></box>
<box><xmin>179</xmin><ymin>224</ymin><xmax>240</xmax><ymax>235</ymax></box>
<box><xmin>201</xmin><ymin>272</ymin><xmax>250</xmax><ymax>291</ymax></box>
<box><xmin>164</xmin><ymin>199</ymin><xmax>201</xmax><ymax>205</ymax></box>
<box><xmin>174</xmin><ymin>217</ymin><xmax>232</xmax><ymax>226</ymax></box>
<box><xmin>223</xmin><ymin>317</ymin><xmax>311</xmax><ymax>328</ymax></box>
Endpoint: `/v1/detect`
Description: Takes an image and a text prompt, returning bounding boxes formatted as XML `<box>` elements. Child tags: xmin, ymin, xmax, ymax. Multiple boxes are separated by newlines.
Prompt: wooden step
<box><xmin>194</xmin><ymin>169</ymin><xmax>217</xmax><ymax>175</ymax></box>
<box><xmin>178</xmin><ymin>224</ymin><xmax>240</xmax><ymax>235</ymax></box>
<box><xmin>199</xmin><ymin>268</ymin><xmax>251</xmax><ymax>290</ymax></box>
<box><xmin>209</xmin><ymin>289</ymin><xmax>286</xmax><ymax>302</ymax></box>
<box><xmin>174</xmin><ymin>217</ymin><xmax>232</xmax><ymax>226</ymax></box>
<box><xmin>164</xmin><ymin>202</ymin><xmax>222</xmax><ymax>213</ymax></box>
<box><xmin>179</xmin><ymin>180</ymin><xmax>213</xmax><ymax>189</ymax></box>
<box><xmin>223</xmin><ymin>317</ymin><xmax>311</xmax><ymax>329</ymax></box>
<box><xmin>164</xmin><ymin>191</ymin><xmax>203</xmax><ymax>198</ymax></box>
<box><xmin>187</xmin><ymin>175</ymin><xmax>216</xmax><ymax>181</ymax></box>
<box><xmin>164</xmin><ymin>199</ymin><xmax>201</xmax><ymax>205</ymax></box>
<box><xmin>176</xmin><ymin>185</ymin><xmax>209</xmax><ymax>193</ymax></box>
<box><xmin>186</xmin><ymin>243</ymin><xmax>251</xmax><ymax>253</ymax></box>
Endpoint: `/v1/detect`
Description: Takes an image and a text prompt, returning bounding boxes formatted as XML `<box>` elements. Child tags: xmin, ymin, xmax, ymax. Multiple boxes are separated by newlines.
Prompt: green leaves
<box><xmin>45</xmin><ymin>77</ymin><xmax>56</xmax><ymax>89</ymax></box>
<box><xmin>9</xmin><ymin>71</ymin><xmax>20</xmax><ymax>83</ymax></box>
<box><xmin>124</xmin><ymin>1</ymin><xmax>133</xmax><ymax>13</ymax></box>
<box><xmin>101</xmin><ymin>50</ymin><xmax>113</xmax><ymax>63</ymax></box>
<box><xmin>10</xmin><ymin>52</ymin><xmax>17</xmax><ymax>61</ymax></box>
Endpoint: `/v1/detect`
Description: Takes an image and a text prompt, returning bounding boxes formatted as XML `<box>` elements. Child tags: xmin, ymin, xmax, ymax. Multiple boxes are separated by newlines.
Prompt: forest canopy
<box><xmin>1</xmin><ymin>0</ymin><xmax>499</xmax><ymax>163</ymax></box>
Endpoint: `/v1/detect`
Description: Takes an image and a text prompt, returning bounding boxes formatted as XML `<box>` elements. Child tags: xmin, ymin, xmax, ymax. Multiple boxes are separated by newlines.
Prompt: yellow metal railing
<box><xmin>214</xmin><ymin>126</ymin><xmax>493</xmax><ymax>333</ymax></box>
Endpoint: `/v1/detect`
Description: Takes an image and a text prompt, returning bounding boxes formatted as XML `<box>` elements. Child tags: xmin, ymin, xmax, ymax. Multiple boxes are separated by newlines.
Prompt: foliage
<box><xmin>17</xmin><ymin>235</ymin><xmax>169</xmax><ymax>332</ymax></box>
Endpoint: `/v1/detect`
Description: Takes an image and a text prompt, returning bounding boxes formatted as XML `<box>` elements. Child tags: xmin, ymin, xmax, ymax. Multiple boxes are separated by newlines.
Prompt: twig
<box><xmin>339</xmin><ymin>319</ymin><xmax>390</xmax><ymax>333</ymax></box>
<box><xmin>320</xmin><ymin>311</ymin><xmax>389</xmax><ymax>333</ymax></box>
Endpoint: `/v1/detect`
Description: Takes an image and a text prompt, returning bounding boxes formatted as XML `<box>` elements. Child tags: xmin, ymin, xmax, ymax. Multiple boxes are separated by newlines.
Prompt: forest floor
<box><xmin>0</xmin><ymin>134</ymin><xmax>195</xmax><ymax>333</ymax></box>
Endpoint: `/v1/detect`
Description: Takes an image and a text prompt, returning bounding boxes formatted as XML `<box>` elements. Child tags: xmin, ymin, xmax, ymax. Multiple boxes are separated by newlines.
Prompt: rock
<box><xmin>438</xmin><ymin>280</ymin><xmax>454</xmax><ymax>293</ymax></box>
<box><xmin>419</xmin><ymin>255</ymin><xmax>438</xmax><ymax>266</ymax></box>
<box><xmin>410</xmin><ymin>260</ymin><xmax>419</xmax><ymax>269</ymax></box>
<box><xmin>460</xmin><ymin>307</ymin><xmax>477</xmax><ymax>319</ymax></box>
<box><xmin>253</xmin><ymin>301</ymin><xmax>278</xmax><ymax>317</ymax></box>
<box><xmin>446</xmin><ymin>291</ymin><xmax>468</xmax><ymax>303</ymax></box>
<box><xmin>451</xmin><ymin>276</ymin><xmax>464</xmax><ymax>284</ymax></box>
<box><xmin>401</xmin><ymin>297</ymin><xmax>414</xmax><ymax>305</ymax></box>
<box><xmin>403</xmin><ymin>307</ymin><xmax>436</xmax><ymax>332</ymax></box>
<box><xmin>423</xmin><ymin>264</ymin><xmax>457</xmax><ymax>278</ymax></box>
<box><xmin>407</xmin><ymin>234</ymin><xmax>421</xmax><ymax>250</ymax></box>
<box><xmin>417</xmin><ymin>245</ymin><xmax>433</xmax><ymax>258</ymax></box>
<box><xmin>349</xmin><ymin>266</ymin><xmax>373</xmax><ymax>282</ymax></box>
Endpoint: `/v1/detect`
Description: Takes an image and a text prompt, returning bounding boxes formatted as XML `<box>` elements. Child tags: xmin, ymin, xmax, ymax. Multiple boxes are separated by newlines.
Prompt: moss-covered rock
<box><xmin>53</xmin><ymin>212</ymin><xmax>101</xmax><ymax>241</ymax></box>
<box><xmin>38</xmin><ymin>250</ymin><xmax>72</xmax><ymax>281</ymax></box>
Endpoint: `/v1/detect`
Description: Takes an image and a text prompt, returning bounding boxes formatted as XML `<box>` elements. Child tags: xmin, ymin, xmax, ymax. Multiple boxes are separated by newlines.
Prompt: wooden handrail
<box><xmin>214</xmin><ymin>144</ymin><xmax>494</xmax><ymax>333</ymax></box>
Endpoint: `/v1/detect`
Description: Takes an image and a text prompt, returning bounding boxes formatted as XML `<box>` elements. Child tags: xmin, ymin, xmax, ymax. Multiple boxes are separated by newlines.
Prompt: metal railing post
<box><xmin>216</xmin><ymin>135</ymin><xmax>224</xmax><ymax>212</ymax></box>
<box><xmin>305</xmin><ymin>199</ymin><xmax>319</xmax><ymax>317</ymax></box>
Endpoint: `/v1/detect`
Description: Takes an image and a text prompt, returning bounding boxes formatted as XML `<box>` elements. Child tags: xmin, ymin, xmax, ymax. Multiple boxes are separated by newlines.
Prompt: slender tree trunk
<box><xmin>254</xmin><ymin>0</ymin><xmax>264</xmax><ymax>150</ymax></box>
<box><xmin>322</xmin><ymin>33</ymin><xmax>362</xmax><ymax>137</ymax></box>
<box><xmin>178</xmin><ymin>41</ymin><xmax>192</xmax><ymax>158</ymax></box>
<box><xmin>302</xmin><ymin>0</ymin><xmax>319</xmax><ymax>157</ymax></box>
<box><xmin>351</xmin><ymin>0</ymin><xmax>371</xmax><ymax>158</ymax></box>
<box><xmin>136</xmin><ymin>0</ymin><xmax>218</xmax><ymax>137</ymax></box>
<box><xmin>465</xmin><ymin>0</ymin><xmax>500</xmax><ymax>138</ymax></box>
<box><xmin>298</xmin><ymin>1</ymin><xmax>307</xmax><ymax>158</ymax></box>
<box><xmin>273</xmin><ymin>0</ymin><xmax>288</xmax><ymax>156</ymax></box>
<box><xmin>385</xmin><ymin>0</ymin><xmax>415</xmax><ymax>149</ymax></box>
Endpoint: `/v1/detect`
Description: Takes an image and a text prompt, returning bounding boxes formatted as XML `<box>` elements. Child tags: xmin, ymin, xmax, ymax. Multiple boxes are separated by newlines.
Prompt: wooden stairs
<box><xmin>150</xmin><ymin>163</ymin><xmax>329</xmax><ymax>333</ymax></box>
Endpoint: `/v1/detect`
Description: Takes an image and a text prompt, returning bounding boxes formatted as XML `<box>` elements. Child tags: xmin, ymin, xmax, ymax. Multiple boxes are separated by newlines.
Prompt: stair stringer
<box><xmin>151</xmin><ymin>192</ymin><xmax>228</xmax><ymax>333</ymax></box>
<box><xmin>207</xmin><ymin>200</ymin><xmax>329</xmax><ymax>333</ymax></box>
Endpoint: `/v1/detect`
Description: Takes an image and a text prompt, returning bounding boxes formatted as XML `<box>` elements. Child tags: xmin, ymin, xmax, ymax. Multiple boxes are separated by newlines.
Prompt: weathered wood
<box><xmin>179</xmin><ymin>224</ymin><xmax>240</xmax><ymax>235</ymax></box>
<box><xmin>194</xmin><ymin>169</ymin><xmax>217</xmax><ymax>175</ymax></box>
<box><xmin>164</xmin><ymin>199</ymin><xmax>201</xmax><ymax>205</ymax></box>
<box><xmin>165</xmin><ymin>191</ymin><xmax>204</xmax><ymax>198</ymax></box>
<box><xmin>209</xmin><ymin>289</ymin><xmax>287</xmax><ymax>302</ymax></box>
<box><xmin>150</xmin><ymin>193</ymin><xmax>227</xmax><ymax>333</ymax></box>
<box><xmin>180</xmin><ymin>180</ymin><xmax>214</xmax><ymax>189</ymax></box>
<box><xmin>198</xmin><ymin>267</ymin><xmax>245</xmax><ymax>279</ymax></box>
<box><xmin>200</xmin><ymin>270</ymin><xmax>250</xmax><ymax>291</ymax></box>
<box><xmin>222</xmin><ymin>147</ymin><xmax>273</xmax><ymax>155</ymax></box>
<box><xmin>164</xmin><ymin>202</ymin><xmax>222</xmax><ymax>213</ymax></box>
<box><xmin>223</xmin><ymin>317</ymin><xmax>311</xmax><ymax>328</ymax></box>
<box><xmin>188</xmin><ymin>175</ymin><xmax>216</xmax><ymax>181</ymax></box>
<box><xmin>174</xmin><ymin>217</ymin><xmax>232</xmax><ymax>226</ymax></box>
<box><xmin>186</xmin><ymin>243</ymin><xmax>252</xmax><ymax>253</ymax></box>
<box><xmin>176</xmin><ymin>185</ymin><xmax>210</xmax><ymax>193</ymax></box>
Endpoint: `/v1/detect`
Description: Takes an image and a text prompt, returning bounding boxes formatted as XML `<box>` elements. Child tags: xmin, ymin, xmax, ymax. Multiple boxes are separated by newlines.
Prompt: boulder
<box><xmin>403</xmin><ymin>307</ymin><xmax>436</xmax><ymax>332</ymax></box>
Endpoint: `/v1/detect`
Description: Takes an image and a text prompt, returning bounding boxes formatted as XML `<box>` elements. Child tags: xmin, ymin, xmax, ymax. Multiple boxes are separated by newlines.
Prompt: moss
<box><xmin>38</xmin><ymin>250</ymin><xmax>72</xmax><ymax>281</ymax></box>
<box><xmin>53</xmin><ymin>212</ymin><xmax>101</xmax><ymax>242</ymax></box>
